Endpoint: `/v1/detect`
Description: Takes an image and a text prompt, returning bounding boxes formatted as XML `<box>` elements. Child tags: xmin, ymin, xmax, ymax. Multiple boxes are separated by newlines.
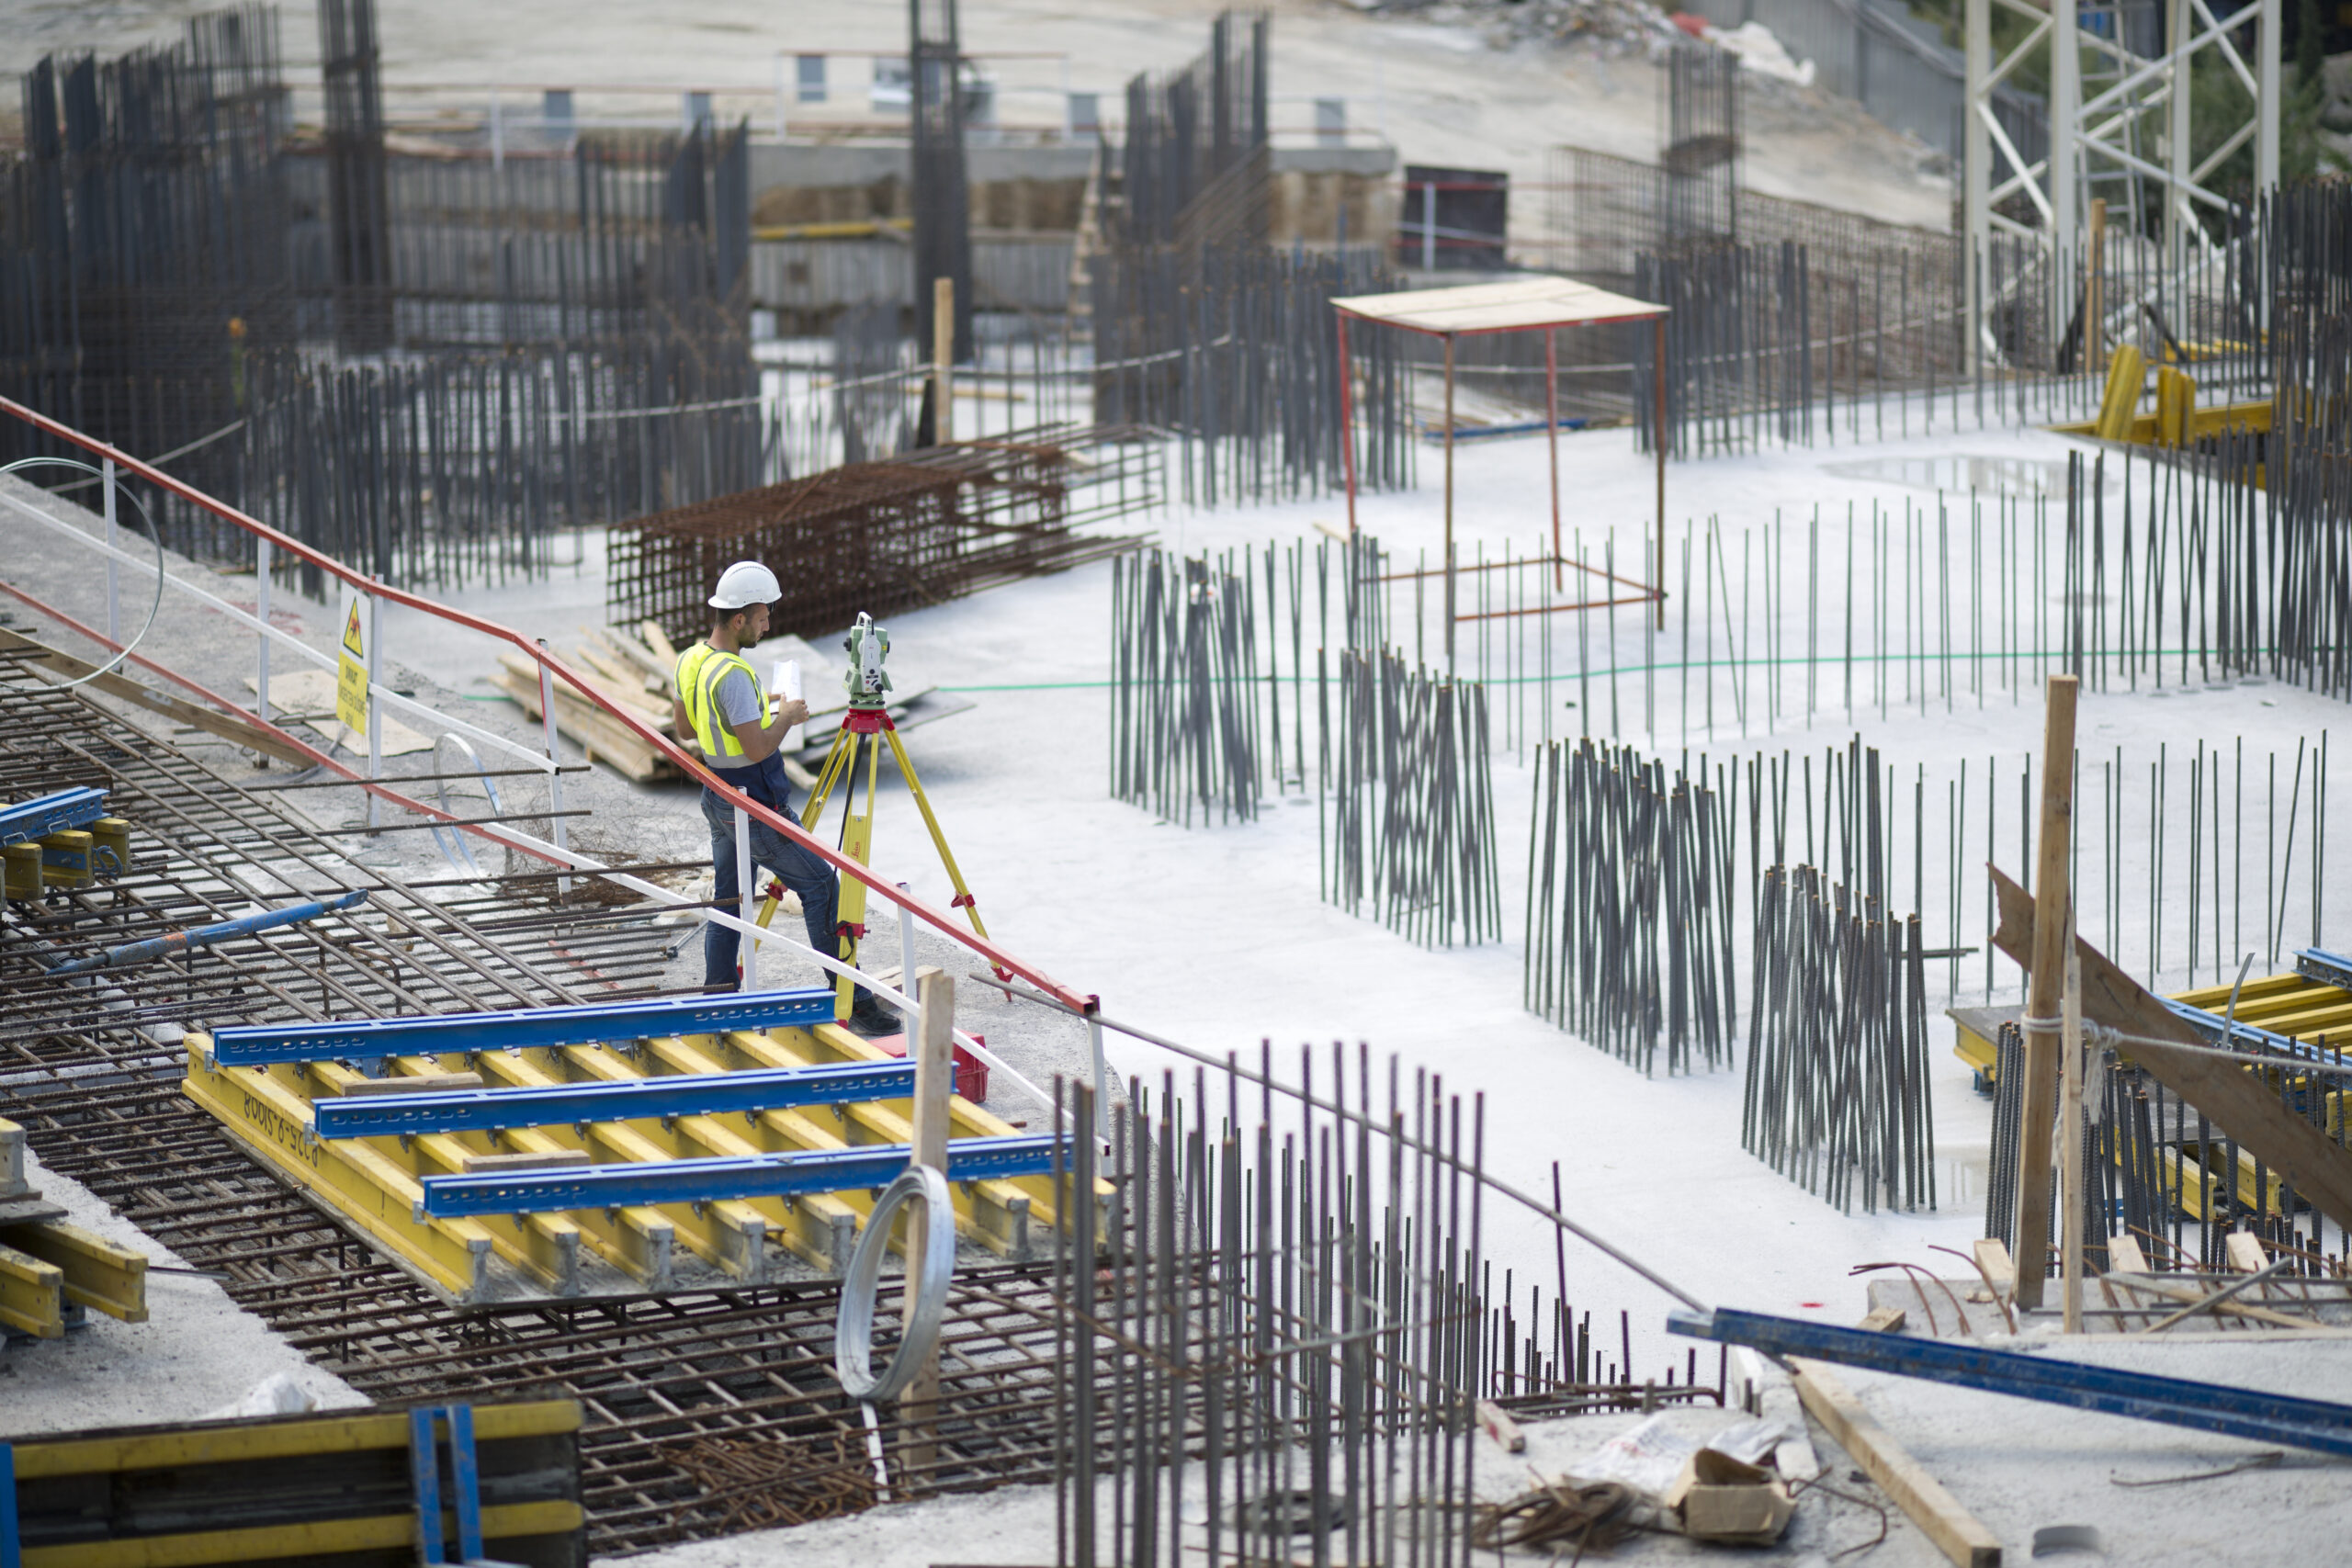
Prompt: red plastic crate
<box><xmin>868</xmin><ymin>1031</ymin><xmax>989</xmax><ymax>1104</ymax></box>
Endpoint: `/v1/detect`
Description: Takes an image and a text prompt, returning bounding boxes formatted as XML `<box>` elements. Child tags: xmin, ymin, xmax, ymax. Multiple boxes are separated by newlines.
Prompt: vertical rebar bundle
<box><xmin>1985</xmin><ymin>1025</ymin><xmax>2352</xmax><ymax>1278</ymax></box>
<box><xmin>1110</xmin><ymin>549</ymin><xmax>1264</xmax><ymax>827</ymax></box>
<box><xmin>1325</xmin><ymin>648</ymin><xmax>1502</xmax><ymax>948</ymax></box>
<box><xmin>1054</xmin><ymin>1054</ymin><xmax>1719</xmax><ymax>1568</ymax></box>
<box><xmin>1110</xmin><ymin>9</ymin><xmax>1270</xmax><ymax>252</ymax></box>
<box><xmin>2</xmin><ymin>10</ymin><xmax>760</xmax><ymax>588</ymax></box>
<box><xmin>319</xmin><ymin>0</ymin><xmax>390</xmax><ymax>354</ymax></box>
<box><xmin>1742</xmin><ymin>864</ymin><xmax>1935</xmax><ymax>1214</ymax></box>
<box><xmin>1090</xmin><ymin>241</ymin><xmax>1415</xmax><ymax>507</ymax></box>
<box><xmin>909</xmin><ymin>0</ymin><xmax>973</xmax><ymax>360</ymax></box>
<box><xmin>1524</xmin><ymin>740</ymin><xmax>1736</xmax><ymax>1076</ymax></box>
<box><xmin>1660</xmin><ymin>39</ymin><xmax>1738</xmax><ymax>252</ymax></box>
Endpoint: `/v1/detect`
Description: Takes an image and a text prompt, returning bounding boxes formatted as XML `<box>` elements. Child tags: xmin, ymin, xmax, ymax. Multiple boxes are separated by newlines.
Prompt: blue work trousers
<box><xmin>699</xmin><ymin>783</ymin><xmax>840</xmax><ymax>988</ymax></box>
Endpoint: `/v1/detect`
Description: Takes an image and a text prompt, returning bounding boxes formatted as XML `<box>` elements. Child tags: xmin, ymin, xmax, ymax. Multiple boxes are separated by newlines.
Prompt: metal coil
<box><xmin>833</xmin><ymin>1164</ymin><xmax>955</xmax><ymax>1403</ymax></box>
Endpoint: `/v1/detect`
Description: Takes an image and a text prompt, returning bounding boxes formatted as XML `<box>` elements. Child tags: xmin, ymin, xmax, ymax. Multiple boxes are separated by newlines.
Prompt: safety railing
<box><xmin>0</xmin><ymin>395</ymin><xmax>1102</xmax><ymax>1126</ymax></box>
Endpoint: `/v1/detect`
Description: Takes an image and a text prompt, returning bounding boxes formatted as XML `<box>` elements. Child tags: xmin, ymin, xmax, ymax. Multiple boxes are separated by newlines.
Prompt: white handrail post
<box><xmin>366</xmin><ymin>592</ymin><xmax>384</xmax><ymax>829</ymax></box>
<box><xmin>898</xmin><ymin>880</ymin><xmax>917</xmax><ymax>1028</ymax></box>
<box><xmin>536</xmin><ymin>638</ymin><xmax>570</xmax><ymax>896</ymax></box>
<box><xmin>102</xmin><ymin>457</ymin><xmax>119</xmax><ymax>644</ymax></box>
<box><xmin>736</xmin><ymin>805</ymin><xmax>758</xmax><ymax>992</ymax></box>
<box><xmin>1087</xmin><ymin>1015</ymin><xmax>1111</xmax><ymax>1141</ymax></box>
<box><xmin>254</xmin><ymin>535</ymin><xmax>272</xmax><ymax>754</ymax></box>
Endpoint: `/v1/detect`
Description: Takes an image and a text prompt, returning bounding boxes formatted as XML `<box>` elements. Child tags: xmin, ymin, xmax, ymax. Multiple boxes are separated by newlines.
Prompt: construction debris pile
<box><xmin>1352</xmin><ymin>0</ymin><xmax>1679</xmax><ymax>54</ymax></box>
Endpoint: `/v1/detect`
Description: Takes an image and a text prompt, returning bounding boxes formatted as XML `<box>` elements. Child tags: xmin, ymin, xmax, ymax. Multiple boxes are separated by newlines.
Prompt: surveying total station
<box><xmin>753</xmin><ymin>613</ymin><xmax>997</xmax><ymax>1020</ymax></box>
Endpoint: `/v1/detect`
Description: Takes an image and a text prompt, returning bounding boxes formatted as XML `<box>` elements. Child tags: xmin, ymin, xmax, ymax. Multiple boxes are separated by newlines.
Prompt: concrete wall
<box><xmin>752</xmin><ymin>235</ymin><xmax>1073</xmax><ymax>314</ymax></box>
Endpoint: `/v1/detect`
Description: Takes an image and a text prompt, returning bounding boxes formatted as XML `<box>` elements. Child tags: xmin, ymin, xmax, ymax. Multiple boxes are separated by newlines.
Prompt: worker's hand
<box><xmin>772</xmin><ymin>698</ymin><xmax>809</xmax><ymax>728</ymax></box>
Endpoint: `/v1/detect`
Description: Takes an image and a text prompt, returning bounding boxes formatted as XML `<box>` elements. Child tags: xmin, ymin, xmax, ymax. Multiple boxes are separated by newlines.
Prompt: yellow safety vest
<box><xmin>675</xmin><ymin>641</ymin><xmax>764</xmax><ymax>760</ymax></box>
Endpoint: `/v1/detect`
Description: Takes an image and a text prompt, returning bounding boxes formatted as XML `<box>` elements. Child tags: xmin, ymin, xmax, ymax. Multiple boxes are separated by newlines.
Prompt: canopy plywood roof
<box><xmin>1331</xmin><ymin>276</ymin><xmax>1667</xmax><ymax>336</ymax></box>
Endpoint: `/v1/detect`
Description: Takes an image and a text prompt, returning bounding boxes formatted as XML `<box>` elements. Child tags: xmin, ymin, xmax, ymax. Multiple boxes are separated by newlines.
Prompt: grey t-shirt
<box><xmin>704</xmin><ymin>662</ymin><xmax>763</xmax><ymax>770</ymax></box>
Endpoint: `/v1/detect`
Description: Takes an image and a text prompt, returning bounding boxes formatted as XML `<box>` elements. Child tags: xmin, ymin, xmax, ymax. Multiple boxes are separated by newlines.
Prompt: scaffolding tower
<box><xmin>1962</xmin><ymin>0</ymin><xmax>2281</xmax><ymax>367</ymax></box>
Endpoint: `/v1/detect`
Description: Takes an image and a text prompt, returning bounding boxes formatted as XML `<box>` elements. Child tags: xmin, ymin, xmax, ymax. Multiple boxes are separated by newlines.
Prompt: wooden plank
<box><xmin>2225</xmin><ymin>1231</ymin><xmax>2269</xmax><ymax>1273</ymax></box>
<box><xmin>1789</xmin><ymin>1359</ymin><xmax>2002</xmax><ymax>1568</ymax></box>
<box><xmin>457</xmin><ymin>1148</ymin><xmax>592</xmax><ymax>1175</ymax></box>
<box><xmin>2107</xmin><ymin>1234</ymin><xmax>2149</xmax><ymax>1274</ymax></box>
<box><xmin>2101</xmin><ymin>1270</ymin><xmax>2326</xmax><ymax>1331</ymax></box>
<box><xmin>336</xmin><ymin>1071</ymin><xmax>484</xmax><ymax>1097</ymax></box>
<box><xmin>1858</xmin><ymin>1306</ymin><xmax>1908</xmax><ymax>1333</ymax></box>
<box><xmin>490</xmin><ymin>667</ymin><xmax>673</xmax><ymax>784</ymax></box>
<box><xmin>0</xmin><ymin>627</ymin><xmax>311</xmax><ymax>768</ymax></box>
<box><xmin>589</xmin><ymin>626</ymin><xmax>673</xmax><ymax>688</ymax></box>
<box><xmin>19</xmin><ymin>1498</ymin><xmax>580</xmax><ymax>1568</ymax></box>
<box><xmin>1476</xmin><ymin>1400</ymin><xmax>1529</xmax><ymax>1451</ymax></box>
<box><xmin>1989</xmin><ymin>865</ymin><xmax>2352</xmax><ymax>1233</ymax></box>
<box><xmin>2015</xmin><ymin>676</ymin><xmax>2078</xmax><ymax>1310</ymax></box>
<box><xmin>11</xmin><ymin>1401</ymin><xmax>580</xmax><ymax>1478</ymax></box>
<box><xmin>1971</xmin><ymin>1239</ymin><xmax>2015</xmax><ymax>1293</ymax></box>
<box><xmin>640</xmin><ymin>619</ymin><xmax>681</xmax><ymax>665</ymax></box>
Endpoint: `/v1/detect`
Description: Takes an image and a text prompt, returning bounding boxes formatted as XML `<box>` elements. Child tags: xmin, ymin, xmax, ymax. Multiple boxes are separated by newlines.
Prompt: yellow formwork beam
<box><xmin>187</xmin><ymin>1021</ymin><xmax>1091</xmax><ymax>1294</ymax></box>
<box><xmin>0</xmin><ymin>1238</ymin><xmax>65</xmax><ymax>1338</ymax></box>
<box><xmin>397</xmin><ymin>1047</ymin><xmax>771</xmax><ymax>1281</ymax></box>
<box><xmin>18</xmin><ymin>1499</ymin><xmax>581</xmax><ymax>1568</ymax></box>
<box><xmin>14</xmin><ymin>1401</ymin><xmax>579</xmax><ymax>1476</ymax></box>
<box><xmin>529</xmin><ymin>1039</ymin><xmax>861</xmax><ymax>1269</ymax></box>
<box><xmin>2142</xmin><ymin>1140</ymin><xmax>2286</xmax><ymax>1223</ymax></box>
<box><xmin>183</xmin><ymin>1046</ymin><xmax>496</xmax><ymax>1303</ymax></box>
<box><xmin>713</xmin><ymin>1021</ymin><xmax>1068</xmax><ymax>1255</ymax></box>
<box><xmin>300</xmin><ymin>1058</ymin><xmax>662</xmax><ymax>1292</ymax></box>
<box><xmin>0</xmin><ymin>1219</ymin><xmax>147</xmax><ymax>1323</ymax></box>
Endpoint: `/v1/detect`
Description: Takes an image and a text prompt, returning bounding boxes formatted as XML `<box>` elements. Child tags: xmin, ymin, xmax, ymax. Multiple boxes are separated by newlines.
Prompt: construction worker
<box><xmin>674</xmin><ymin>561</ymin><xmax>893</xmax><ymax>1033</ymax></box>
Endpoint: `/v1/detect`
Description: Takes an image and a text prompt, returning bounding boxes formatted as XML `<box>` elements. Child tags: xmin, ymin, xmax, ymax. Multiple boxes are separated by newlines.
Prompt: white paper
<box><xmin>775</xmin><ymin>658</ymin><xmax>805</xmax><ymax>749</ymax></box>
<box><xmin>1567</xmin><ymin>1414</ymin><xmax>1699</xmax><ymax>1497</ymax></box>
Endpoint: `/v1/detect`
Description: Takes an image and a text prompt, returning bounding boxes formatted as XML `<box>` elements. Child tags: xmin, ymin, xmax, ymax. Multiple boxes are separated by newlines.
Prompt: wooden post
<box><xmin>2014</xmin><ymin>674</ymin><xmax>2079</xmax><ymax>1310</ymax></box>
<box><xmin>2061</xmin><ymin>916</ymin><xmax>2085</xmax><ymax>1332</ymax></box>
<box><xmin>2086</xmin><ymin>197</ymin><xmax>2107</xmax><ymax>374</ymax></box>
<box><xmin>932</xmin><ymin>277</ymin><xmax>955</xmax><ymax>446</ymax></box>
<box><xmin>1442</xmin><ymin>330</ymin><xmax>1456</xmax><ymax>671</ymax></box>
<box><xmin>902</xmin><ymin>966</ymin><xmax>952</xmax><ymax>1480</ymax></box>
<box><xmin>1653</xmin><ymin>313</ymin><xmax>1668</xmax><ymax>630</ymax></box>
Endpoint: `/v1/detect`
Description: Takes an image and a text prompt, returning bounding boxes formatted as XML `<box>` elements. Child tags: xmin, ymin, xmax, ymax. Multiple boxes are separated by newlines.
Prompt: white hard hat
<box><xmin>709</xmin><ymin>560</ymin><xmax>781</xmax><ymax>610</ymax></box>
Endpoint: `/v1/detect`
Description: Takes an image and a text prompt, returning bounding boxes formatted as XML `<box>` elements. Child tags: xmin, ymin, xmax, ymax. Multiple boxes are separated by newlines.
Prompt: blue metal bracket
<box><xmin>2295</xmin><ymin>947</ymin><xmax>2352</xmax><ymax>995</ymax></box>
<box><xmin>1670</xmin><ymin>1305</ymin><xmax>2352</xmax><ymax>1457</ymax></box>
<box><xmin>209</xmin><ymin>987</ymin><xmax>837</xmax><ymax>1066</ymax></box>
<box><xmin>316</xmin><ymin>1059</ymin><xmax>916</xmax><ymax>1139</ymax></box>
<box><xmin>418</xmin><ymin>1134</ymin><xmax>1070</xmax><ymax>1218</ymax></box>
<box><xmin>0</xmin><ymin>1441</ymin><xmax>17</xmax><ymax>1568</ymax></box>
<box><xmin>410</xmin><ymin>1404</ymin><xmax>514</xmax><ymax>1567</ymax></box>
<box><xmin>0</xmin><ymin>786</ymin><xmax>107</xmax><ymax>847</ymax></box>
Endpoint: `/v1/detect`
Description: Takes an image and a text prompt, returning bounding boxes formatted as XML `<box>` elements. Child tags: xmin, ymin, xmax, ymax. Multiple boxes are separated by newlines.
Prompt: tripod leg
<box><xmin>831</xmin><ymin>732</ymin><xmax>884</xmax><ymax>1021</ymax></box>
<box><xmin>800</xmin><ymin>728</ymin><xmax>857</xmax><ymax>833</ymax></box>
<box><xmin>884</xmin><ymin>726</ymin><xmax>992</xmax><ymax>943</ymax></box>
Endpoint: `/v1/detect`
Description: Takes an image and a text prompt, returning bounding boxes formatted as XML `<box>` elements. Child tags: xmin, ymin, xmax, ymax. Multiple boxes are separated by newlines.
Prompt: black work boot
<box><xmin>845</xmin><ymin>988</ymin><xmax>901</xmax><ymax>1038</ymax></box>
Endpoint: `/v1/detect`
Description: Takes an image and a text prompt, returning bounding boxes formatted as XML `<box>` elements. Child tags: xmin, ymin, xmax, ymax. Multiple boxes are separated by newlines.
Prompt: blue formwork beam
<box><xmin>315</xmin><ymin>1059</ymin><xmax>915</xmax><ymax>1139</ymax></box>
<box><xmin>2296</xmin><ymin>947</ymin><xmax>2352</xmax><ymax>995</ymax></box>
<box><xmin>1670</xmin><ymin>1306</ymin><xmax>2352</xmax><ymax>1457</ymax></box>
<box><xmin>0</xmin><ymin>786</ymin><xmax>107</xmax><ymax>846</ymax></box>
<box><xmin>417</xmin><ymin>1134</ymin><xmax>1069</xmax><ymax>1219</ymax></box>
<box><xmin>208</xmin><ymin>987</ymin><xmax>838</xmax><ymax>1066</ymax></box>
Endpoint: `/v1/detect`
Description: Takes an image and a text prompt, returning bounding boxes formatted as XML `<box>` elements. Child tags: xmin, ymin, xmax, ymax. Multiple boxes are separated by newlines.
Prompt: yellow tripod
<box><xmin>752</xmin><ymin>705</ymin><xmax>993</xmax><ymax>1021</ymax></box>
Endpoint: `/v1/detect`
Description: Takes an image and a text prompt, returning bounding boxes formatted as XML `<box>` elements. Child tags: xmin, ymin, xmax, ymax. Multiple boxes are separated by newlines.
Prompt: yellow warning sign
<box><xmin>335</xmin><ymin>587</ymin><xmax>370</xmax><ymax>734</ymax></box>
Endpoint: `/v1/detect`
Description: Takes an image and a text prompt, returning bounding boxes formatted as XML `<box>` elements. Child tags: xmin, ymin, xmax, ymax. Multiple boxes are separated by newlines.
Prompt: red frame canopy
<box><xmin>1332</xmin><ymin>276</ymin><xmax>1670</xmax><ymax>658</ymax></box>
